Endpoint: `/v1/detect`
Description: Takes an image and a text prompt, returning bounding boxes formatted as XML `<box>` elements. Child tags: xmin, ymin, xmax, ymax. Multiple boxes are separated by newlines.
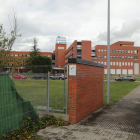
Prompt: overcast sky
<box><xmin>1</xmin><ymin>0</ymin><xmax>140</xmax><ymax>52</ymax></box>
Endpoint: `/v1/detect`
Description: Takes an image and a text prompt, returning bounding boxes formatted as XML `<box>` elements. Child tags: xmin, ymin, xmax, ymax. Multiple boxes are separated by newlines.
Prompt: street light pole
<box><xmin>107</xmin><ymin>0</ymin><xmax>110</xmax><ymax>104</ymax></box>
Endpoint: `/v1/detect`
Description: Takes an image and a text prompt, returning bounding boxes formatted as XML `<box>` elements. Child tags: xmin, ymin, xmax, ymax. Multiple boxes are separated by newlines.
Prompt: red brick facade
<box><xmin>95</xmin><ymin>41</ymin><xmax>140</xmax><ymax>75</ymax></box>
<box><xmin>55</xmin><ymin>44</ymin><xmax>66</xmax><ymax>65</ymax></box>
<box><xmin>81</xmin><ymin>41</ymin><xmax>91</xmax><ymax>61</ymax></box>
<box><xmin>68</xmin><ymin>61</ymin><xmax>104</xmax><ymax>123</ymax></box>
<box><xmin>3</xmin><ymin>37</ymin><xmax>140</xmax><ymax>75</ymax></box>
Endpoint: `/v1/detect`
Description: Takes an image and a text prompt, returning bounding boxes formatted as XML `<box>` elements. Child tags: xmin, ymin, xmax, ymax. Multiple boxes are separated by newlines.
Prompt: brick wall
<box><xmin>81</xmin><ymin>41</ymin><xmax>91</xmax><ymax>61</ymax></box>
<box><xmin>68</xmin><ymin>58</ymin><xmax>104</xmax><ymax>123</ymax></box>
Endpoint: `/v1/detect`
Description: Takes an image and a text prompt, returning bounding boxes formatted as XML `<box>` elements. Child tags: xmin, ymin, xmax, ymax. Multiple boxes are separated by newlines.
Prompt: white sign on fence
<box><xmin>69</xmin><ymin>65</ymin><xmax>76</xmax><ymax>75</ymax></box>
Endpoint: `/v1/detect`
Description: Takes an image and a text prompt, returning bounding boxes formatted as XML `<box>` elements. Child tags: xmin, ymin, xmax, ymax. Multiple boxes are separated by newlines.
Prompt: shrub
<box><xmin>0</xmin><ymin>115</ymin><xmax>69</xmax><ymax>140</ymax></box>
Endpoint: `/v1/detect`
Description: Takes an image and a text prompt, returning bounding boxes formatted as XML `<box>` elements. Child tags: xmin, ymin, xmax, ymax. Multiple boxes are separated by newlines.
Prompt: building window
<box><xmin>113</xmin><ymin>56</ymin><xmax>115</xmax><ymax>59</ymax></box>
<box><xmin>119</xmin><ymin>50</ymin><xmax>121</xmax><ymax>53</ymax></box>
<box><xmin>101</xmin><ymin>62</ymin><xmax>103</xmax><ymax>64</ymax></box>
<box><xmin>128</xmin><ymin>56</ymin><xmax>130</xmax><ymax>60</ymax></box>
<box><xmin>116</xmin><ymin>50</ymin><xmax>118</xmax><ymax>53</ymax></box>
<box><xmin>131</xmin><ymin>62</ymin><xmax>133</xmax><ymax>66</ymax></box>
<box><xmin>122</xmin><ymin>56</ymin><xmax>124</xmax><ymax>59</ymax></box>
<box><xmin>119</xmin><ymin>56</ymin><xmax>121</xmax><ymax>59</ymax></box>
<box><xmin>116</xmin><ymin>62</ymin><xmax>118</xmax><ymax>65</ymax></box>
<box><xmin>131</xmin><ymin>56</ymin><xmax>133</xmax><ymax>60</ymax></box>
<box><xmin>104</xmin><ymin>56</ymin><xmax>107</xmax><ymax>59</ymax></box>
<box><xmin>113</xmin><ymin>50</ymin><xmax>115</xmax><ymax>53</ymax></box>
<box><xmin>131</xmin><ymin>50</ymin><xmax>133</xmax><ymax>53</ymax></box>
<box><xmin>125</xmin><ymin>50</ymin><xmax>127</xmax><ymax>53</ymax></box>
<box><xmin>113</xmin><ymin>62</ymin><xmax>115</xmax><ymax>65</ymax></box>
<box><xmin>98</xmin><ymin>61</ymin><xmax>100</xmax><ymax>63</ymax></box>
<box><xmin>134</xmin><ymin>56</ymin><xmax>138</xmax><ymax>60</ymax></box>
<box><xmin>110</xmin><ymin>50</ymin><xmax>112</xmax><ymax>53</ymax></box>
<box><xmin>128</xmin><ymin>50</ymin><xmax>130</xmax><ymax>53</ymax></box>
<box><xmin>101</xmin><ymin>49</ymin><xmax>103</xmax><ymax>53</ymax></box>
<box><xmin>110</xmin><ymin>62</ymin><xmax>112</xmax><ymax>65</ymax></box>
<box><xmin>128</xmin><ymin>62</ymin><xmax>130</xmax><ymax>66</ymax></box>
<box><xmin>116</xmin><ymin>56</ymin><xmax>118</xmax><ymax>59</ymax></box>
<box><xmin>125</xmin><ymin>62</ymin><xmax>127</xmax><ymax>66</ymax></box>
<box><xmin>104</xmin><ymin>49</ymin><xmax>107</xmax><ymax>53</ymax></box>
<box><xmin>122</xmin><ymin>62</ymin><xmax>124</xmax><ymax>66</ymax></box>
<box><xmin>98</xmin><ymin>55</ymin><xmax>100</xmax><ymax>59</ymax></box>
<box><xmin>77</xmin><ymin>45</ymin><xmax>81</xmax><ymax>49</ymax></box>
<box><xmin>134</xmin><ymin>50</ymin><xmax>138</xmax><ymax>54</ymax></box>
<box><xmin>110</xmin><ymin>56</ymin><xmax>112</xmax><ymax>59</ymax></box>
<box><xmin>101</xmin><ymin>55</ymin><xmax>103</xmax><ymax>59</ymax></box>
<box><xmin>98</xmin><ymin>49</ymin><xmax>100</xmax><ymax>52</ymax></box>
<box><xmin>125</xmin><ymin>56</ymin><xmax>127</xmax><ymax>59</ymax></box>
<box><xmin>119</xmin><ymin>62</ymin><xmax>121</xmax><ymax>66</ymax></box>
<box><xmin>77</xmin><ymin>51</ymin><xmax>81</xmax><ymax>56</ymax></box>
<box><xmin>104</xmin><ymin>62</ymin><xmax>106</xmax><ymax>65</ymax></box>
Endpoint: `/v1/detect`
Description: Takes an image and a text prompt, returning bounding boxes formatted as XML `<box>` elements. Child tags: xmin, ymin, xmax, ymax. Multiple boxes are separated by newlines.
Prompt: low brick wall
<box><xmin>68</xmin><ymin>58</ymin><xmax>104</xmax><ymax>123</ymax></box>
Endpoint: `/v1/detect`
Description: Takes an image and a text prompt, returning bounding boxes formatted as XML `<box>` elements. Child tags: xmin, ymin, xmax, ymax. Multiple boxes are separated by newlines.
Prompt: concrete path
<box><xmin>36</xmin><ymin>86</ymin><xmax>140</xmax><ymax>140</ymax></box>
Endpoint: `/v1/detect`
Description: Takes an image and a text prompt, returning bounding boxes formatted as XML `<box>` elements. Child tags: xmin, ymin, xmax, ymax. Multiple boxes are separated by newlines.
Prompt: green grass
<box><xmin>12</xmin><ymin>79</ymin><xmax>140</xmax><ymax>111</ymax></box>
<box><xmin>13</xmin><ymin>79</ymin><xmax>67</xmax><ymax>111</ymax></box>
<box><xmin>103</xmin><ymin>81</ymin><xmax>140</xmax><ymax>105</ymax></box>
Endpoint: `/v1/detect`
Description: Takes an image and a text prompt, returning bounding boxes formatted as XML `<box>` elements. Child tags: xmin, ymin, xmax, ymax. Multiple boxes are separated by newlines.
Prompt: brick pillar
<box><xmin>68</xmin><ymin>58</ymin><xmax>104</xmax><ymax>123</ymax></box>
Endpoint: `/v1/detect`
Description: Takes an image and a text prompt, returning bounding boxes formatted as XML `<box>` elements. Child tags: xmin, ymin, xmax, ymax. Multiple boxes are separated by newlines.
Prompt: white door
<box><xmin>134</xmin><ymin>63</ymin><xmax>139</xmax><ymax>75</ymax></box>
<box><xmin>111</xmin><ymin>69</ymin><xmax>115</xmax><ymax>74</ymax></box>
<box><xmin>122</xmin><ymin>69</ymin><xmax>127</xmax><ymax>74</ymax></box>
<box><xmin>104</xmin><ymin>69</ymin><xmax>107</xmax><ymax>74</ymax></box>
<box><xmin>128</xmin><ymin>69</ymin><xmax>133</xmax><ymax>75</ymax></box>
<box><xmin>116</xmin><ymin>69</ymin><xmax>121</xmax><ymax>74</ymax></box>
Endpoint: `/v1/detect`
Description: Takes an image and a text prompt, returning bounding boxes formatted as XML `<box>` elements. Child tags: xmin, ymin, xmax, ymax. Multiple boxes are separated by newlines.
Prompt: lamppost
<box><xmin>107</xmin><ymin>0</ymin><xmax>110</xmax><ymax>104</ymax></box>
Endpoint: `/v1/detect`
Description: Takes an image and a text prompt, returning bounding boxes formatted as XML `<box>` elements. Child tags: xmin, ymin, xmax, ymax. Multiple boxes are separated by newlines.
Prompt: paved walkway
<box><xmin>36</xmin><ymin>86</ymin><xmax>140</xmax><ymax>140</ymax></box>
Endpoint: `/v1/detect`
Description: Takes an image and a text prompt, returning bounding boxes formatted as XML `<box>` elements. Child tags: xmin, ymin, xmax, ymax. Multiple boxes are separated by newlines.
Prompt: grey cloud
<box><xmin>1</xmin><ymin>0</ymin><xmax>140</xmax><ymax>52</ymax></box>
<box><xmin>97</xmin><ymin>20</ymin><xmax>140</xmax><ymax>45</ymax></box>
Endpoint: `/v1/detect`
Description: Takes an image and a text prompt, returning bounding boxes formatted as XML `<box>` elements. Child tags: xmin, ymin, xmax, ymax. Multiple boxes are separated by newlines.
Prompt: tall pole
<box><xmin>46</xmin><ymin>70</ymin><xmax>50</xmax><ymax>116</ymax></box>
<box><xmin>107</xmin><ymin>0</ymin><xmax>110</xmax><ymax>104</ymax></box>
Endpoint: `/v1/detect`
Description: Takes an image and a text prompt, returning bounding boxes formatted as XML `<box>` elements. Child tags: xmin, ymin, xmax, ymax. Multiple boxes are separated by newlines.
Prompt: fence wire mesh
<box><xmin>0</xmin><ymin>65</ymin><xmax>68</xmax><ymax>135</ymax></box>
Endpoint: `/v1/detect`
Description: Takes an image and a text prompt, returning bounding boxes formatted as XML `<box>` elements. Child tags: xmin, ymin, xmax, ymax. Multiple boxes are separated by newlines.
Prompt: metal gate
<box><xmin>46</xmin><ymin>64</ymin><xmax>69</xmax><ymax>115</ymax></box>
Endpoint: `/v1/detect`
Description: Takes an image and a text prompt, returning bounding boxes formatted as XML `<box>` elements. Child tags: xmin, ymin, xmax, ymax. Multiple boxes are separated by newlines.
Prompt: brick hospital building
<box><xmin>3</xmin><ymin>36</ymin><xmax>140</xmax><ymax>75</ymax></box>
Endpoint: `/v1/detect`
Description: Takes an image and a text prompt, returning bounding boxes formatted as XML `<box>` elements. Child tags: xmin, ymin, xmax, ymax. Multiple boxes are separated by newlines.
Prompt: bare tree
<box><xmin>7</xmin><ymin>11</ymin><xmax>21</xmax><ymax>50</ymax></box>
<box><xmin>0</xmin><ymin>11</ymin><xmax>21</xmax><ymax>71</ymax></box>
<box><xmin>0</xmin><ymin>11</ymin><xmax>21</xmax><ymax>51</ymax></box>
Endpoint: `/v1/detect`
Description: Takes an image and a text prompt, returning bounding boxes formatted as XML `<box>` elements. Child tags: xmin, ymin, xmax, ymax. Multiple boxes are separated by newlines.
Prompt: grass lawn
<box><xmin>12</xmin><ymin>79</ymin><xmax>140</xmax><ymax>111</ymax></box>
<box><xmin>103</xmin><ymin>81</ymin><xmax>140</xmax><ymax>105</ymax></box>
<box><xmin>13</xmin><ymin>79</ymin><xmax>67</xmax><ymax>111</ymax></box>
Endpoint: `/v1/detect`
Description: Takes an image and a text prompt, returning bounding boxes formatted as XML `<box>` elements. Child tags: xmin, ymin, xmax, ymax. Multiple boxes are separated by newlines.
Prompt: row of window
<box><xmin>98</xmin><ymin>49</ymin><xmax>138</xmax><ymax>54</ymax></box>
<box><xmin>2</xmin><ymin>54</ymin><xmax>51</xmax><ymax>57</ymax></box>
<box><xmin>98</xmin><ymin>55</ymin><xmax>138</xmax><ymax>60</ymax></box>
<box><xmin>2</xmin><ymin>54</ymin><xmax>30</xmax><ymax>57</ymax></box>
<box><xmin>98</xmin><ymin>61</ymin><xmax>133</xmax><ymax>66</ymax></box>
<box><xmin>9</xmin><ymin>63</ymin><xmax>25</xmax><ymax>66</ymax></box>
